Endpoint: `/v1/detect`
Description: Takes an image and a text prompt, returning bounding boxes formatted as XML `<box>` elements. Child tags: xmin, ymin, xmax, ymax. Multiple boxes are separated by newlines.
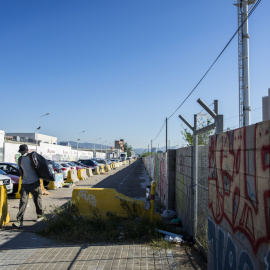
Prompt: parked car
<box><xmin>0</xmin><ymin>162</ymin><xmax>20</xmax><ymax>177</ymax></box>
<box><xmin>47</xmin><ymin>161</ymin><xmax>63</xmax><ymax>174</ymax></box>
<box><xmin>0</xmin><ymin>173</ymin><xmax>13</xmax><ymax>194</ymax></box>
<box><xmin>78</xmin><ymin>159</ymin><xmax>99</xmax><ymax>171</ymax></box>
<box><xmin>0</xmin><ymin>169</ymin><xmax>19</xmax><ymax>193</ymax></box>
<box><xmin>106</xmin><ymin>159</ymin><xmax>112</xmax><ymax>165</ymax></box>
<box><xmin>72</xmin><ymin>161</ymin><xmax>94</xmax><ymax>171</ymax></box>
<box><xmin>54</xmin><ymin>162</ymin><xmax>71</xmax><ymax>179</ymax></box>
<box><xmin>66</xmin><ymin>162</ymin><xmax>84</xmax><ymax>171</ymax></box>
<box><xmin>92</xmin><ymin>158</ymin><xmax>108</xmax><ymax>168</ymax></box>
<box><xmin>110</xmin><ymin>158</ymin><xmax>119</xmax><ymax>163</ymax></box>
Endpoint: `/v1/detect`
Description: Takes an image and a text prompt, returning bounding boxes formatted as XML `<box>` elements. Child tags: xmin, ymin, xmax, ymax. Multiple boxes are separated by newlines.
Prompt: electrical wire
<box><xmin>151</xmin><ymin>0</ymin><xmax>262</xmax><ymax>143</ymax></box>
<box><xmin>152</xmin><ymin>119</ymin><xmax>166</xmax><ymax>142</ymax></box>
<box><xmin>167</xmin><ymin>0</ymin><xmax>262</xmax><ymax>120</ymax></box>
<box><xmin>225</xmin><ymin>107</ymin><xmax>262</xmax><ymax>120</ymax></box>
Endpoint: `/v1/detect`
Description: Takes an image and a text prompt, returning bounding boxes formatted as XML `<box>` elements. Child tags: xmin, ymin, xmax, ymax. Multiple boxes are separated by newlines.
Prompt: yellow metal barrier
<box><xmin>0</xmin><ymin>185</ymin><xmax>10</xmax><ymax>227</ymax></box>
<box><xmin>78</xmin><ymin>169</ymin><xmax>87</xmax><ymax>180</ymax></box>
<box><xmin>15</xmin><ymin>177</ymin><xmax>32</xmax><ymax>199</ymax></box>
<box><xmin>94</xmin><ymin>166</ymin><xmax>100</xmax><ymax>175</ymax></box>
<box><xmin>72</xmin><ymin>188</ymin><xmax>161</xmax><ymax>221</ymax></box>
<box><xmin>66</xmin><ymin>170</ymin><xmax>79</xmax><ymax>183</ymax></box>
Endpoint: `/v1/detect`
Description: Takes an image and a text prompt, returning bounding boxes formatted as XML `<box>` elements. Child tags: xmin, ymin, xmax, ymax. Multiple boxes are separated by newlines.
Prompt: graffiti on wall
<box><xmin>208</xmin><ymin>122</ymin><xmax>270</xmax><ymax>268</ymax></box>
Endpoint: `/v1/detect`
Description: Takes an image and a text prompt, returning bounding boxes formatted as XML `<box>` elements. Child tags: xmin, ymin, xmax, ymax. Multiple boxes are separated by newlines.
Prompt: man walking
<box><xmin>13</xmin><ymin>144</ymin><xmax>43</xmax><ymax>228</ymax></box>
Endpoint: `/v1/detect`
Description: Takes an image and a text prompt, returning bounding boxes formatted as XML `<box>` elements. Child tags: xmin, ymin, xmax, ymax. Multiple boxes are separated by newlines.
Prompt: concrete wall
<box><xmin>167</xmin><ymin>150</ymin><xmax>176</xmax><ymax>210</ymax></box>
<box><xmin>143</xmin><ymin>153</ymin><xmax>167</xmax><ymax>207</ymax></box>
<box><xmin>208</xmin><ymin>121</ymin><xmax>270</xmax><ymax>270</ymax></box>
<box><xmin>175</xmin><ymin>146</ymin><xmax>194</xmax><ymax>236</ymax></box>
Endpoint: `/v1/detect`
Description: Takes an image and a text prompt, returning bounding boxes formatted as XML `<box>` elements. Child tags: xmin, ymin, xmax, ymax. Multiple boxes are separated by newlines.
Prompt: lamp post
<box><xmin>36</xmin><ymin>113</ymin><xmax>50</xmax><ymax>135</ymax></box>
<box><xmin>77</xmin><ymin>131</ymin><xmax>85</xmax><ymax>160</ymax></box>
<box><xmin>94</xmin><ymin>137</ymin><xmax>101</xmax><ymax>158</ymax></box>
<box><xmin>36</xmin><ymin>113</ymin><xmax>50</xmax><ymax>152</ymax></box>
<box><xmin>102</xmin><ymin>141</ymin><xmax>107</xmax><ymax>153</ymax></box>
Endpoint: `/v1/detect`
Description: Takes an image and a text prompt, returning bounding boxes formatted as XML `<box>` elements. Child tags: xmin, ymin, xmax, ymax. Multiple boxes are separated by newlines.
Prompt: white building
<box><xmin>5</xmin><ymin>132</ymin><xmax>57</xmax><ymax>144</ymax></box>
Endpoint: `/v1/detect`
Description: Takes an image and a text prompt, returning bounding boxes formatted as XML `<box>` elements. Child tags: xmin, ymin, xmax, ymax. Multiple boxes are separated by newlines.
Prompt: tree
<box><xmin>181</xmin><ymin>121</ymin><xmax>213</xmax><ymax>146</ymax></box>
<box><xmin>123</xmin><ymin>143</ymin><xmax>133</xmax><ymax>157</ymax></box>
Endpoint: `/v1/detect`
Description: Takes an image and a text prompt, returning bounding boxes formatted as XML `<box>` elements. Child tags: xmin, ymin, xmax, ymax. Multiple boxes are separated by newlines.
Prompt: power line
<box><xmin>151</xmin><ymin>0</ymin><xmax>262</xmax><ymax>143</ymax></box>
<box><xmin>167</xmin><ymin>0</ymin><xmax>262</xmax><ymax>120</ymax></box>
<box><xmin>152</xmin><ymin>119</ymin><xmax>166</xmax><ymax>142</ymax></box>
<box><xmin>225</xmin><ymin>107</ymin><xmax>262</xmax><ymax>120</ymax></box>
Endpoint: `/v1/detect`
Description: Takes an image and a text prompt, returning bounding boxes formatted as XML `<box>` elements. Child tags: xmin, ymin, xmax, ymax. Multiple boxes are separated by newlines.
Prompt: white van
<box><xmin>0</xmin><ymin>174</ymin><xmax>13</xmax><ymax>194</ymax></box>
<box><xmin>119</xmin><ymin>152</ymin><xmax>127</xmax><ymax>161</ymax></box>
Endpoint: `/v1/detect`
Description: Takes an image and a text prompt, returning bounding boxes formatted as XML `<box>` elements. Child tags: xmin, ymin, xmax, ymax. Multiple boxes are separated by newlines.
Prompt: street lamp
<box><xmin>36</xmin><ymin>113</ymin><xmax>50</xmax><ymax>135</ymax></box>
<box><xmin>77</xmin><ymin>131</ymin><xmax>85</xmax><ymax>160</ymax></box>
<box><xmin>94</xmin><ymin>137</ymin><xmax>101</xmax><ymax>158</ymax></box>
<box><xmin>36</xmin><ymin>113</ymin><xmax>50</xmax><ymax>152</ymax></box>
<box><xmin>102</xmin><ymin>141</ymin><xmax>107</xmax><ymax>153</ymax></box>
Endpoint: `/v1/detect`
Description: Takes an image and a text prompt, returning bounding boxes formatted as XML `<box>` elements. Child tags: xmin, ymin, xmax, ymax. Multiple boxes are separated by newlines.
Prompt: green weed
<box><xmin>39</xmin><ymin>200</ymin><xmax>181</xmax><ymax>249</ymax></box>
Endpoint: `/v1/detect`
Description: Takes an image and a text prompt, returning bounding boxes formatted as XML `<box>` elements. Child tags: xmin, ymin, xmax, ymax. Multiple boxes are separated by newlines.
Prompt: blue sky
<box><xmin>0</xmin><ymin>0</ymin><xmax>269</xmax><ymax>150</ymax></box>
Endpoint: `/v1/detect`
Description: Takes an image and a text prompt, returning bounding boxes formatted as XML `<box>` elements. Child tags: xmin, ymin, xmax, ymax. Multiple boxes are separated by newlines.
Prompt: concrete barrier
<box><xmin>99</xmin><ymin>165</ymin><xmax>105</xmax><ymax>174</ymax></box>
<box><xmin>105</xmin><ymin>164</ymin><xmax>110</xmax><ymax>172</ymax></box>
<box><xmin>47</xmin><ymin>173</ymin><xmax>64</xmax><ymax>189</ymax></box>
<box><xmin>93</xmin><ymin>166</ymin><xmax>100</xmax><ymax>175</ymax></box>
<box><xmin>15</xmin><ymin>177</ymin><xmax>32</xmax><ymax>199</ymax></box>
<box><xmin>86</xmin><ymin>168</ymin><xmax>93</xmax><ymax>177</ymax></box>
<box><xmin>40</xmin><ymin>179</ymin><xmax>47</xmax><ymax>193</ymax></box>
<box><xmin>0</xmin><ymin>185</ymin><xmax>10</xmax><ymax>227</ymax></box>
<box><xmin>66</xmin><ymin>170</ymin><xmax>79</xmax><ymax>183</ymax></box>
<box><xmin>72</xmin><ymin>188</ymin><xmax>161</xmax><ymax>221</ymax></box>
<box><xmin>78</xmin><ymin>169</ymin><xmax>87</xmax><ymax>180</ymax></box>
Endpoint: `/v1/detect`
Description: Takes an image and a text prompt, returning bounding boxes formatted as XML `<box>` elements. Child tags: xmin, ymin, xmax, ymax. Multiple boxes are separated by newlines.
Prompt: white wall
<box><xmin>3</xmin><ymin>141</ymin><xmax>105</xmax><ymax>163</ymax></box>
<box><xmin>0</xmin><ymin>130</ymin><xmax>5</xmax><ymax>162</ymax></box>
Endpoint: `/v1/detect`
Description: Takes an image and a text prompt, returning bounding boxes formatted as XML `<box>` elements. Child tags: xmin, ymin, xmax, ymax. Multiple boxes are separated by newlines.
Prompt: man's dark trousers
<box><xmin>16</xmin><ymin>180</ymin><xmax>43</xmax><ymax>222</ymax></box>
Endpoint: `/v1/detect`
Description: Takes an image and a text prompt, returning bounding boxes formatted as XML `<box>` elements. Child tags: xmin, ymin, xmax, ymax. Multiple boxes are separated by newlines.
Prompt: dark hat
<box><xmin>18</xmin><ymin>144</ymin><xmax>28</xmax><ymax>153</ymax></box>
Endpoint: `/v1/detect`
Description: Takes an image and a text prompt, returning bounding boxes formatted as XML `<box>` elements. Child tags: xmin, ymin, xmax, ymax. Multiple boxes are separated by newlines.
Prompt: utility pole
<box><xmin>166</xmin><ymin>117</ymin><xmax>168</xmax><ymax>152</ymax></box>
<box><xmin>235</xmin><ymin>0</ymin><xmax>254</xmax><ymax>127</ymax></box>
<box><xmin>151</xmin><ymin>140</ymin><xmax>152</xmax><ymax>155</ymax></box>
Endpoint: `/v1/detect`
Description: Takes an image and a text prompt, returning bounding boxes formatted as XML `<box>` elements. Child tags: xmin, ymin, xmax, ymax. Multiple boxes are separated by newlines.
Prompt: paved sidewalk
<box><xmin>0</xmin><ymin>161</ymin><xmax>206</xmax><ymax>270</ymax></box>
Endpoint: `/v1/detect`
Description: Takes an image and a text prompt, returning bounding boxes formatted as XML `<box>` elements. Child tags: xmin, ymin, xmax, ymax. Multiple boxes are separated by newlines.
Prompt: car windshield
<box><xmin>68</xmin><ymin>162</ymin><xmax>76</xmax><ymax>166</ymax></box>
<box><xmin>0</xmin><ymin>169</ymin><xmax>7</xmax><ymax>175</ymax></box>
<box><xmin>12</xmin><ymin>164</ymin><xmax>19</xmax><ymax>169</ymax></box>
<box><xmin>61</xmin><ymin>163</ymin><xmax>69</xmax><ymax>167</ymax></box>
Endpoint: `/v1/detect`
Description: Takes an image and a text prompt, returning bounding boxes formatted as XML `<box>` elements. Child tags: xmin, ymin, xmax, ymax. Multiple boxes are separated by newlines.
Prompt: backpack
<box><xmin>18</xmin><ymin>152</ymin><xmax>55</xmax><ymax>182</ymax></box>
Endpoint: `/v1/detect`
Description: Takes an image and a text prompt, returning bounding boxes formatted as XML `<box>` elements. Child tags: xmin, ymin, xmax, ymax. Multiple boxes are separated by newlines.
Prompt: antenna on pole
<box><xmin>234</xmin><ymin>0</ymin><xmax>255</xmax><ymax>127</ymax></box>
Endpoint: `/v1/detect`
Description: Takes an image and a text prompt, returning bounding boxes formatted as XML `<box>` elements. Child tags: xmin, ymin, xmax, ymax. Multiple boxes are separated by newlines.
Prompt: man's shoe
<box><xmin>36</xmin><ymin>215</ymin><xmax>44</xmax><ymax>222</ymax></box>
<box><xmin>12</xmin><ymin>221</ymin><xmax>23</xmax><ymax>228</ymax></box>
